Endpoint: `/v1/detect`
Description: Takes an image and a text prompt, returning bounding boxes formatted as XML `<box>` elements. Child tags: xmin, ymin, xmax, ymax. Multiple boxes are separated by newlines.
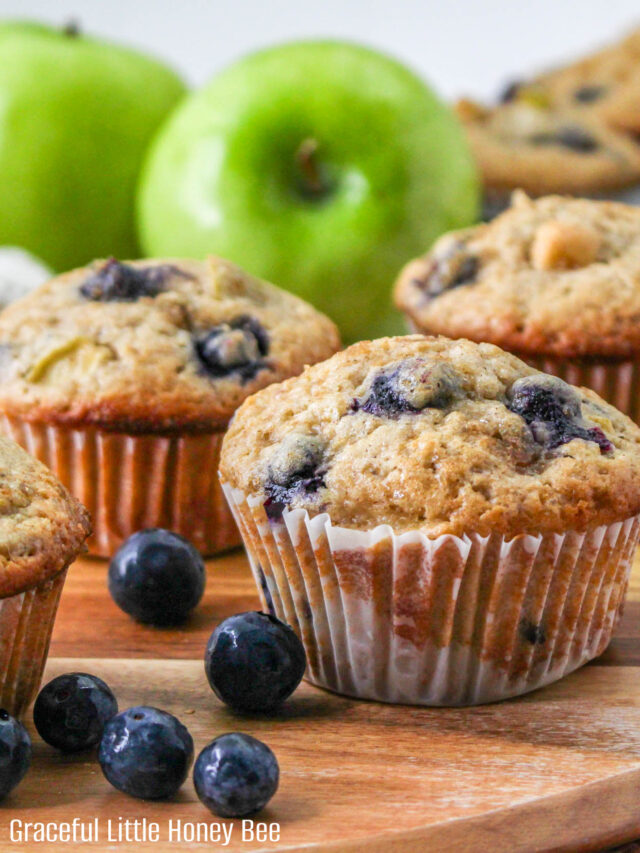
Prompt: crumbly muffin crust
<box><xmin>456</xmin><ymin>28</ymin><xmax>640</xmax><ymax>196</ymax></box>
<box><xmin>0</xmin><ymin>257</ymin><xmax>341</xmax><ymax>432</ymax></box>
<box><xmin>395</xmin><ymin>193</ymin><xmax>640</xmax><ymax>359</ymax></box>
<box><xmin>0</xmin><ymin>436</ymin><xmax>90</xmax><ymax>598</ymax></box>
<box><xmin>220</xmin><ymin>335</ymin><xmax>640</xmax><ymax>538</ymax></box>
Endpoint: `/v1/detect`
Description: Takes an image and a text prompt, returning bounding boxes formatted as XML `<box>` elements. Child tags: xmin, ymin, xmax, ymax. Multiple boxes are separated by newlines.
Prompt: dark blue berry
<box><xmin>79</xmin><ymin>258</ymin><xmax>188</xmax><ymax>301</ymax></box>
<box><xmin>264</xmin><ymin>434</ymin><xmax>325</xmax><ymax>520</ymax></box>
<box><xmin>413</xmin><ymin>244</ymin><xmax>479</xmax><ymax>300</ymax></box>
<box><xmin>530</xmin><ymin>126</ymin><xmax>599</xmax><ymax>152</ymax></box>
<box><xmin>205</xmin><ymin>611</ymin><xmax>306</xmax><ymax>713</ymax></box>
<box><xmin>193</xmin><ymin>733</ymin><xmax>279</xmax><ymax>817</ymax></box>
<box><xmin>0</xmin><ymin>709</ymin><xmax>31</xmax><ymax>800</ymax></box>
<box><xmin>108</xmin><ymin>529</ymin><xmax>205</xmax><ymax>626</ymax></box>
<box><xmin>498</xmin><ymin>79</ymin><xmax>524</xmax><ymax>103</ymax></box>
<box><xmin>99</xmin><ymin>706</ymin><xmax>193</xmax><ymax>800</ymax></box>
<box><xmin>352</xmin><ymin>360</ymin><xmax>460</xmax><ymax>418</ymax></box>
<box><xmin>195</xmin><ymin>315</ymin><xmax>269</xmax><ymax>382</ymax></box>
<box><xmin>33</xmin><ymin>672</ymin><xmax>118</xmax><ymax>753</ymax></box>
<box><xmin>574</xmin><ymin>84</ymin><xmax>607</xmax><ymax>104</ymax></box>
<box><xmin>520</xmin><ymin>618</ymin><xmax>546</xmax><ymax>646</ymax></box>
<box><xmin>507</xmin><ymin>377</ymin><xmax>612</xmax><ymax>453</ymax></box>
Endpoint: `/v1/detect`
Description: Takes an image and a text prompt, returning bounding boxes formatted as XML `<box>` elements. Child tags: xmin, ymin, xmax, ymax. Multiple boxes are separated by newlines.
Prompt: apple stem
<box><xmin>63</xmin><ymin>19</ymin><xmax>81</xmax><ymax>37</ymax></box>
<box><xmin>296</xmin><ymin>138</ymin><xmax>329</xmax><ymax>199</ymax></box>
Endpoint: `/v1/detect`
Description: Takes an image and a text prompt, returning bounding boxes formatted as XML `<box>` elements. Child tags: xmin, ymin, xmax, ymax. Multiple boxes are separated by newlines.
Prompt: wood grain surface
<box><xmin>3</xmin><ymin>549</ymin><xmax>640</xmax><ymax>852</ymax></box>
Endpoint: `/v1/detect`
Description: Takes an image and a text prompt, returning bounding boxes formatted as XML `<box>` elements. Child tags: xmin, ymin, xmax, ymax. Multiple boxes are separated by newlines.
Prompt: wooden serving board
<box><xmin>3</xmin><ymin>551</ymin><xmax>640</xmax><ymax>852</ymax></box>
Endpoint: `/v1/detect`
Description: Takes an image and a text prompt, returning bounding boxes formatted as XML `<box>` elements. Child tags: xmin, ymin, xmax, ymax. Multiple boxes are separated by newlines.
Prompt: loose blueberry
<box><xmin>0</xmin><ymin>709</ymin><xmax>31</xmax><ymax>800</ymax></box>
<box><xmin>193</xmin><ymin>733</ymin><xmax>279</xmax><ymax>818</ymax></box>
<box><xmin>195</xmin><ymin>315</ymin><xmax>269</xmax><ymax>382</ymax></box>
<box><xmin>507</xmin><ymin>376</ymin><xmax>612</xmax><ymax>453</ymax></box>
<box><xmin>79</xmin><ymin>258</ymin><xmax>187</xmax><ymax>301</ymax></box>
<box><xmin>352</xmin><ymin>359</ymin><xmax>460</xmax><ymax>418</ymax></box>
<box><xmin>530</xmin><ymin>126</ymin><xmax>599</xmax><ymax>152</ymax></box>
<box><xmin>33</xmin><ymin>672</ymin><xmax>118</xmax><ymax>753</ymax></box>
<box><xmin>205</xmin><ymin>611</ymin><xmax>306</xmax><ymax>713</ymax></box>
<box><xmin>574</xmin><ymin>84</ymin><xmax>607</xmax><ymax>104</ymax></box>
<box><xmin>413</xmin><ymin>242</ymin><xmax>479</xmax><ymax>300</ymax></box>
<box><xmin>99</xmin><ymin>706</ymin><xmax>193</xmax><ymax>800</ymax></box>
<box><xmin>264</xmin><ymin>433</ymin><xmax>326</xmax><ymax>519</ymax></box>
<box><xmin>108</xmin><ymin>529</ymin><xmax>205</xmax><ymax>626</ymax></box>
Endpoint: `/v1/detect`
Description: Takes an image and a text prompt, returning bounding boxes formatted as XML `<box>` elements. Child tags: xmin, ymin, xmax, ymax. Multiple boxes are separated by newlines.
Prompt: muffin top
<box><xmin>395</xmin><ymin>193</ymin><xmax>640</xmax><ymax>358</ymax></box>
<box><xmin>456</xmin><ymin>100</ymin><xmax>640</xmax><ymax>197</ymax></box>
<box><xmin>455</xmin><ymin>28</ymin><xmax>640</xmax><ymax>196</ymax></box>
<box><xmin>0</xmin><ymin>436</ymin><xmax>90</xmax><ymax>597</ymax></box>
<box><xmin>0</xmin><ymin>257</ymin><xmax>341</xmax><ymax>432</ymax></box>
<box><xmin>220</xmin><ymin>335</ymin><xmax>640</xmax><ymax>538</ymax></box>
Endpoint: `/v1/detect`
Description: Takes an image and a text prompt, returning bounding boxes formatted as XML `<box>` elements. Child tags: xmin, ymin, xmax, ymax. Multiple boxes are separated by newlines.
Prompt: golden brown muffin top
<box><xmin>220</xmin><ymin>336</ymin><xmax>640</xmax><ymax>538</ymax></box>
<box><xmin>0</xmin><ymin>257</ymin><xmax>341</xmax><ymax>432</ymax></box>
<box><xmin>395</xmin><ymin>193</ymin><xmax>640</xmax><ymax>358</ymax></box>
<box><xmin>0</xmin><ymin>436</ymin><xmax>90</xmax><ymax>597</ymax></box>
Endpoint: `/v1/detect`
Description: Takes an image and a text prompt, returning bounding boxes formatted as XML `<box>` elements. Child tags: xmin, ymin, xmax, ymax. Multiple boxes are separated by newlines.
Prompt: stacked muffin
<box><xmin>0</xmin><ymin>256</ymin><xmax>340</xmax><ymax>556</ymax></box>
<box><xmin>220</xmin><ymin>336</ymin><xmax>640</xmax><ymax>705</ymax></box>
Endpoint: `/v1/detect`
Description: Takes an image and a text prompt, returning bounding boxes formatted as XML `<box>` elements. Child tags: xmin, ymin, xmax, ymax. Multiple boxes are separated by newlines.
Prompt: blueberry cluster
<box><xmin>79</xmin><ymin>258</ymin><xmax>186</xmax><ymax>301</ymax></box>
<box><xmin>195</xmin><ymin>315</ymin><xmax>269</xmax><ymax>382</ymax></box>
<box><xmin>9</xmin><ymin>531</ymin><xmax>300</xmax><ymax>815</ymax></box>
<box><xmin>506</xmin><ymin>376</ymin><xmax>613</xmax><ymax>453</ymax></box>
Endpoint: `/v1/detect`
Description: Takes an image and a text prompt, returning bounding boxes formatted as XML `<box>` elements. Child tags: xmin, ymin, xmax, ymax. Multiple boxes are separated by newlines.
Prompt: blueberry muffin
<box><xmin>0</xmin><ymin>435</ymin><xmax>90</xmax><ymax>715</ymax></box>
<box><xmin>0</xmin><ymin>256</ymin><xmax>340</xmax><ymax>556</ymax></box>
<box><xmin>220</xmin><ymin>335</ymin><xmax>640</xmax><ymax>705</ymax></box>
<box><xmin>456</xmin><ymin>28</ymin><xmax>640</xmax><ymax>213</ymax></box>
<box><xmin>395</xmin><ymin>193</ymin><xmax>640</xmax><ymax>423</ymax></box>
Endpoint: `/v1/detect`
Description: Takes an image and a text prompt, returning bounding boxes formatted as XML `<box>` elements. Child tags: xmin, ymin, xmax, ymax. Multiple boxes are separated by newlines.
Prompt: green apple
<box><xmin>0</xmin><ymin>21</ymin><xmax>186</xmax><ymax>271</ymax></box>
<box><xmin>137</xmin><ymin>40</ymin><xmax>479</xmax><ymax>341</ymax></box>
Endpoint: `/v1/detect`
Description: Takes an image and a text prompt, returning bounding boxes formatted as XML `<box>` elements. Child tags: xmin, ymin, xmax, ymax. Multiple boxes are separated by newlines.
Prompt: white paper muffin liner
<box><xmin>0</xmin><ymin>566</ymin><xmax>68</xmax><ymax>717</ymax></box>
<box><xmin>223</xmin><ymin>482</ymin><xmax>640</xmax><ymax>706</ymax></box>
<box><xmin>0</xmin><ymin>416</ymin><xmax>241</xmax><ymax>558</ymax></box>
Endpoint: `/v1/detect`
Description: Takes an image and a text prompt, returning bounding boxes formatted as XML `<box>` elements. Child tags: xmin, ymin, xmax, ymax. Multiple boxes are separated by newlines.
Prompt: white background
<box><xmin>0</xmin><ymin>0</ymin><xmax>638</xmax><ymax>101</ymax></box>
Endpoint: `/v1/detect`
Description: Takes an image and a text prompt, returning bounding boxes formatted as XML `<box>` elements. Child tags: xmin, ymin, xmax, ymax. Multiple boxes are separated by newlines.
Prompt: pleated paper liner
<box><xmin>0</xmin><ymin>417</ymin><xmax>241</xmax><ymax>558</ymax></box>
<box><xmin>223</xmin><ymin>483</ymin><xmax>640</xmax><ymax>706</ymax></box>
<box><xmin>519</xmin><ymin>354</ymin><xmax>640</xmax><ymax>424</ymax></box>
<box><xmin>0</xmin><ymin>566</ymin><xmax>68</xmax><ymax>717</ymax></box>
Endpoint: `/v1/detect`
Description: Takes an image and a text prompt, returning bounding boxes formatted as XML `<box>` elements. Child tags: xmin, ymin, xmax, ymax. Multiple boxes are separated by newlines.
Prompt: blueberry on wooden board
<box><xmin>205</xmin><ymin>611</ymin><xmax>306</xmax><ymax>713</ymax></box>
<box><xmin>99</xmin><ymin>706</ymin><xmax>193</xmax><ymax>800</ymax></box>
<box><xmin>108</xmin><ymin>528</ymin><xmax>205</xmax><ymax>626</ymax></box>
<box><xmin>33</xmin><ymin>672</ymin><xmax>118</xmax><ymax>752</ymax></box>
<box><xmin>194</xmin><ymin>733</ymin><xmax>279</xmax><ymax>817</ymax></box>
<box><xmin>0</xmin><ymin>710</ymin><xmax>30</xmax><ymax>799</ymax></box>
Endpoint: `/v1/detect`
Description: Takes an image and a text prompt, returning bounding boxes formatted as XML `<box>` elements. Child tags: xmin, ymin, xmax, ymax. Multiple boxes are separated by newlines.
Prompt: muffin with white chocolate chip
<box><xmin>0</xmin><ymin>256</ymin><xmax>340</xmax><ymax>555</ymax></box>
<box><xmin>395</xmin><ymin>192</ymin><xmax>640</xmax><ymax>423</ymax></box>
